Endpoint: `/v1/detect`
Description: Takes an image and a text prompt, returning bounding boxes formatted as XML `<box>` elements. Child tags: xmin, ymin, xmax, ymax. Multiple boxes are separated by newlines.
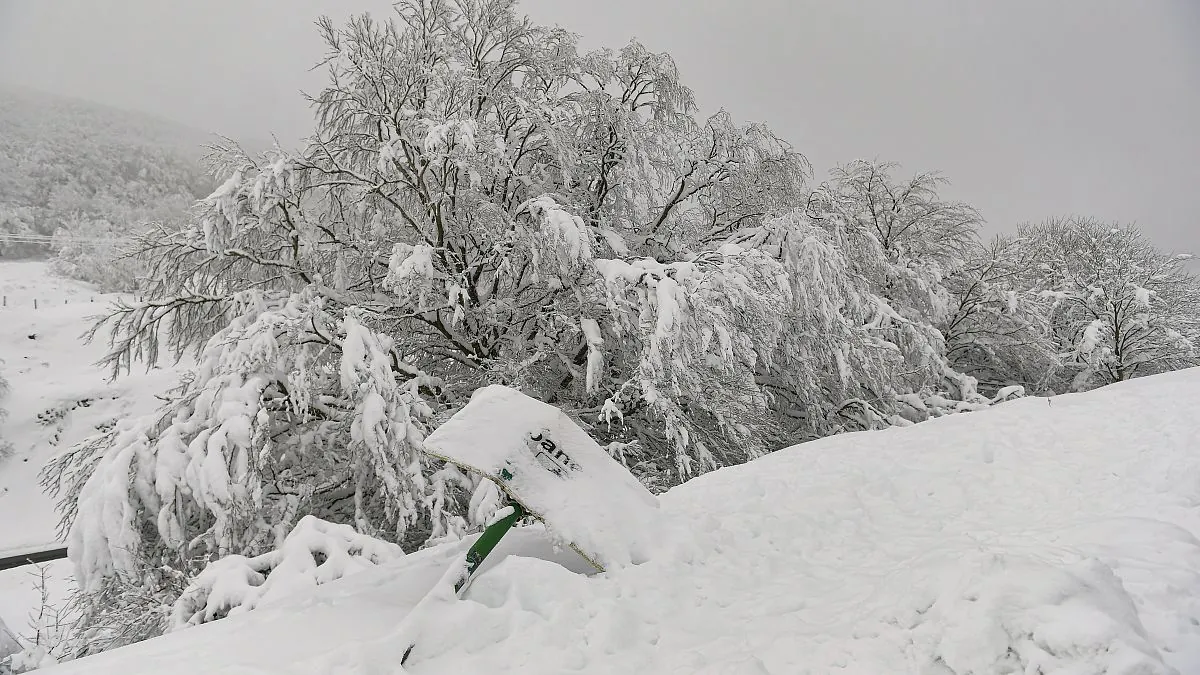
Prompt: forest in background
<box><xmin>0</xmin><ymin>84</ymin><xmax>212</xmax><ymax>290</ymax></box>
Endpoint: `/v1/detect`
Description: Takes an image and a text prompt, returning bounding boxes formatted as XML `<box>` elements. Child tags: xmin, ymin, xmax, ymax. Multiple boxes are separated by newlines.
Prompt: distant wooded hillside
<box><xmin>0</xmin><ymin>84</ymin><xmax>214</xmax><ymax>259</ymax></box>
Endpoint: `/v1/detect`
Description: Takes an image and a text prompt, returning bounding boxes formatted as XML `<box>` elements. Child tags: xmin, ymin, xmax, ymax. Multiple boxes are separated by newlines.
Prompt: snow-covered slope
<box><xmin>0</xmin><ymin>262</ymin><xmax>185</xmax><ymax>640</ymax></box>
<box><xmin>34</xmin><ymin>366</ymin><xmax>1200</xmax><ymax>673</ymax></box>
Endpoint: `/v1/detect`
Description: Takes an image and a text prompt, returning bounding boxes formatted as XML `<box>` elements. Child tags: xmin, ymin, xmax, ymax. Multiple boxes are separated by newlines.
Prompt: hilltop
<box><xmin>0</xmin><ymin>84</ymin><xmax>213</xmax><ymax>260</ymax></box>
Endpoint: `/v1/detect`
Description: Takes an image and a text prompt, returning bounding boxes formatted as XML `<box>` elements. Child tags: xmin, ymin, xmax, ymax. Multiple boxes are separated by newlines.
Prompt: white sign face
<box><xmin>422</xmin><ymin>385</ymin><xmax>663</xmax><ymax>571</ymax></box>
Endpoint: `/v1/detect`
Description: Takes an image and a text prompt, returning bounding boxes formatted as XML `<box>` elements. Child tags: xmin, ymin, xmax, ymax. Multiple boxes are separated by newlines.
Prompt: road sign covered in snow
<box><xmin>421</xmin><ymin>384</ymin><xmax>662</xmax><ymax>571</ymax></box>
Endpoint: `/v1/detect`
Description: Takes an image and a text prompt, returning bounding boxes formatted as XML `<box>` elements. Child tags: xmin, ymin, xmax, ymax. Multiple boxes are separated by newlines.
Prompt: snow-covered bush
<box><xmin>171</xmin><ymin>515</ymin><xmax>404</xmax><ymax>629</ymax></box>
<box><xmin>4</xmin><ymin>565</ymin><xmax>76</xmax><ymax>673</ymax></box>
<box><xmin>49</xmin><ymin>556</ymin><xmax>191</xmax><ymax>660</ymax></box>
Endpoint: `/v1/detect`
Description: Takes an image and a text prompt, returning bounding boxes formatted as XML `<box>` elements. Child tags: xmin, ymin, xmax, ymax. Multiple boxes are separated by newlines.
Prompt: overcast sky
<box><xmin>1</xmin><ymin>0</ymin><xmax>1197</xmax><ymax>250</ymax></box>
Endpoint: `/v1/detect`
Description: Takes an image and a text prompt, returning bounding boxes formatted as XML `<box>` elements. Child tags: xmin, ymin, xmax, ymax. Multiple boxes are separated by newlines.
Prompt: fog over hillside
<box><xmin>0</xmin><ymin>84</ymin><xmax>216</xmax><ymax>283</ymax></box>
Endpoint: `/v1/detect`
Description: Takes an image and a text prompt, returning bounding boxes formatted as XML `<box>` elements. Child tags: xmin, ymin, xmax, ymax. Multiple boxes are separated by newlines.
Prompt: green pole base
<box><xmin>454</xmin><ymin>501</ymin><xmax>526</xmax><ymax>594</ymax></box>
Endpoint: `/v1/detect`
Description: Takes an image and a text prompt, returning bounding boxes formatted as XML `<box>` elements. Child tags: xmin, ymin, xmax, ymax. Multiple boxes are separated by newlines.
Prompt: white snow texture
<box><xmin>170</xmin><ymin>516</ymin><xmax>405</xmax><ymax>630</ymax></box>
<box><xmin>31</xmin><ymin>366</ymin><xmax>1200</xmax><ymax>674</ymax></box>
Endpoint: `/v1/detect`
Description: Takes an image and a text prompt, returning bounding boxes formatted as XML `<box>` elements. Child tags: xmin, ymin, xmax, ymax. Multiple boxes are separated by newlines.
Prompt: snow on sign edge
<box><xmin>421</xmin><ymin>384</ymin><xmax>661</xmax><ymax>571</ymax></box>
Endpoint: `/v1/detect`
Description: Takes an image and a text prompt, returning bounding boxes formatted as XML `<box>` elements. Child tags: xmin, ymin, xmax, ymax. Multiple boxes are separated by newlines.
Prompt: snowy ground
<box><xmin>0</xmin><ymin>262</ymin><xmax>184</xmax><ymax>645</ymax></box>
<box><xmin>29</xmin><ymin>365</ymin><xmax>1200</xmax><ymax>673</ymax></box>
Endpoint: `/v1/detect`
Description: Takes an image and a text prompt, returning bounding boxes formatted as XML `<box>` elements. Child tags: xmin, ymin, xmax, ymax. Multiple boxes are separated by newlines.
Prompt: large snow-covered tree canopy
<box><xmin>44</xmin><ymin>0</ymin><xmax>987</xmax><ymax>583</ymax></box>
<box><xmin>941</xmin><ymin>234</ymin><xmax>1060</xmax><ymax>396</ymax></box>
<box><xmin>36</xmin><ymin>0</ymin><xmax>1200</xmax><ymax>657</ymax></box>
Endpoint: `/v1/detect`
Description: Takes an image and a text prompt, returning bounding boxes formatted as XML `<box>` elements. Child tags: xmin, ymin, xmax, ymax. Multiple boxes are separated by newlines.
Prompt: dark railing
<box><xmin>0</xmin><ymin>547</ymin><xmax>68</xmax><ymax>571</ymax></box>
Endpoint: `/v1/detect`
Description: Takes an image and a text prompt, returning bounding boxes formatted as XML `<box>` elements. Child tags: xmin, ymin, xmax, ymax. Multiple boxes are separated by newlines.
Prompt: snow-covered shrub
<box><xmin>50</xmin><ymin>556</ymin><xmax>191</xmax><ymax>660</ymax></box>
<box><xmin>4</xmin><ymin>564</ymin><xmax>76</xmax><ymax>673</ymax></box>
<box><xmin>171</xmin><ymin>515</ymin><xmax>404</xmax><ymax>629</ymax></box>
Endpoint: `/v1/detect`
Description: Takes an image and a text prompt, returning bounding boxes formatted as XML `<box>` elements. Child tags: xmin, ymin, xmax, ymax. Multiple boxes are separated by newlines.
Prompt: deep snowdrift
<box><xmin>32</xmin><ymin>365</ymin><xmax>1200</xmax><ymax>673</ymax></box>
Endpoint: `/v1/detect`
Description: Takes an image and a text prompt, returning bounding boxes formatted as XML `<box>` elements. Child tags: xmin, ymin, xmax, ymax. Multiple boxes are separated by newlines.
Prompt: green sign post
<box><xmin>453</xmin><ymin>501</ymin><xmax>526</xmax><ymax>594</ymax></box>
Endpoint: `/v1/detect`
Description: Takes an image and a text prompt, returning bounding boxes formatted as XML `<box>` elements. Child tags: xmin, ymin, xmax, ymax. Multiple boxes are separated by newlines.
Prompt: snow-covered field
<box><xmin>0</xmin><ymin>262</ymin><xmax>184</xmax><ymax>645</ymax></box>
<box><xmin>4</xmin><ymin>262</ymin><xmax>1200</xmax><ymax>674</ymax></box>
<box><xmin>25</xmin><ymin>359</ymin><xmax>1200</xmax><ymax>673</ymax></box>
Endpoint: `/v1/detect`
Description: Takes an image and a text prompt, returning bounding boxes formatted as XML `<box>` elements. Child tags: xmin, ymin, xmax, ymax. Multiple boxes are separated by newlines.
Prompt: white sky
<box><xmin>1</xmin><ymin>0</ymin><xmax>1198</xmax><ymax>249</ymax></box>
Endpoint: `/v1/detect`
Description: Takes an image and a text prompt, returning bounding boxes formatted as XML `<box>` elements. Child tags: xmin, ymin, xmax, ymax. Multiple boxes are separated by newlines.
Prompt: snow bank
<box><xmin>171</xmin><ymin>516</ymin><xmax>405</xmax><ymax>630</ymax></box>
<box><xmin>905</xmin><ymin>554</ymin><xmax>1169</xmax><ymax>673</ymax></box>
<box><xmin>36</xmin><ymin>368</ymin><xmax>1200</xmax><ymax>673</ymax></box>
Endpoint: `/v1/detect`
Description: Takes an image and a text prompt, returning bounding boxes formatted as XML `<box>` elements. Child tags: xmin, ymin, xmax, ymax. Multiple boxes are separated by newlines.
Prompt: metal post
<box><xmin>454</xmin><ymin>501</ymin><xmax>526</xmax><ymax>594</ymax></box>
<box><xmin>401</xmin><ymin>500</ymin><xmax>528</xmax><ymax>666</ymax></box>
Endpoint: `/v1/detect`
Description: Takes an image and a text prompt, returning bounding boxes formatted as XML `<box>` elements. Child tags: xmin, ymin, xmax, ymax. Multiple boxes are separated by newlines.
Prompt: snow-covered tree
<box><xmin>810</xmin><ymin>161</ymin><xmax>992</xmax><ymax>413</ymax></box>
<box><xmin>1008</xmin><ymin>217</ymin><xmax>1200</xmax><ymax>391</ymax></box>
<box><xmin>42</xmin><ymin>1</ymin><xmax>1013</xmax><ymax>653</ymax></box>
<box><xmin>826</xmin><ymin>161</ymin><xmax>978</xmax><ymax>271</ymax></box>
<box><xmin>0</xmin><ymin>206</ymin><xmax>39</xmax><ymax>258</ymax></box>
<box><xmin>4</xmin><ymin>564</ymin><xmax>74</xmax><ymax>672</ymax></box>
<box><xmin>942</xmin><ymin>235</ymin><xmax>1060</xmax><ymax>396</ymax></box>
<box><xmin>41</xmin><ymin>1</ymin><xmax>808</xmax><ymax>647</ymax></box>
